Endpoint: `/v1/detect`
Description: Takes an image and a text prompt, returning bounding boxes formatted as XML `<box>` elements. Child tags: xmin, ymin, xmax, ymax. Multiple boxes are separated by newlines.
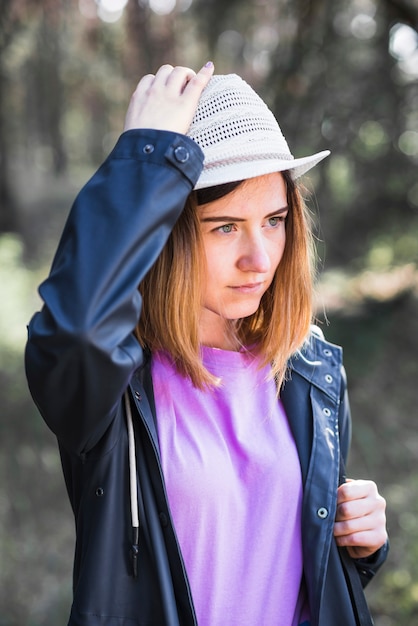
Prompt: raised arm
<box><xmin>25</xmin><ymin>64</ymin><xmax>214</xmax><ymax>455</ymax></box>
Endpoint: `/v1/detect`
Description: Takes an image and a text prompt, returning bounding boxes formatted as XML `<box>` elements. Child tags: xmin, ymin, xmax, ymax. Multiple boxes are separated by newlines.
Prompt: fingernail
<box><xmin>205</xmin><ymin>61</ymin><xmax>214</xmax><ymax>68</ymax></box>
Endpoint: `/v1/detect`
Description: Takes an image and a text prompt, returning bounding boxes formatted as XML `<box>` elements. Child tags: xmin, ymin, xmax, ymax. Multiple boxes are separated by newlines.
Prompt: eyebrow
<box><xmin>200</xmin><ymin>206</ymin><xmax>289</xmax><ymax>223</ymax></box>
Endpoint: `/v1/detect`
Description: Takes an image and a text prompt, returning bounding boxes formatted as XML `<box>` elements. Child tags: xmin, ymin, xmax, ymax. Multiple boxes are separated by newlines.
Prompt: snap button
<box><xmin>143</xmin><ymin>144</ymin><xmax>154</xmax><ymax>154</ymax></box>
<box><xmin>325</xmin><ymin>374</ymin><xmax>333</xmax><ymax>384</ymax></box>
<box><xmin>323</xmin><ymin>407</ymin><xmax>331</xmax><ymax>417</ymax></box>
<box><xmin>174</xmin><ymin>145</ymin><xmax>189</xmax><ymax>163</ymax></box>
<box><xmin>95</xmin><ymin>487</ymin><xmax>104</xmax><ymax>497</ymax></box>
<box><xmin>324</xmin><ymin>349</ymin><xmax>332</xmax><ymax>356</ymax></box>
<box><xmin>159</xmin><ymin>512</ymin><xmax>168</xmax><ymax>527</ymax></box>
<box><xmin>317</xmin><ymin>507</ymin><xmax>329</xmax><ymax>519</ymax></box>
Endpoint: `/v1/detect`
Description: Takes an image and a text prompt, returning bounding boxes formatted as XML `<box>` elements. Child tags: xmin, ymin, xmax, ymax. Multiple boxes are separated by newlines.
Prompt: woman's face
<box><xmin>198</xmin><ymin>172</ymin><xmax>288</xmax><ymax>349</ymax></box>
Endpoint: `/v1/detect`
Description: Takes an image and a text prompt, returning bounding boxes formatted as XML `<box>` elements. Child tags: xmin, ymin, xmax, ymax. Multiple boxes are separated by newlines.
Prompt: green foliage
<box><xmin>366</xmin><ymin>478</ymin><xmax>418</xmax><ymax>624</ymax></box>
<box><xmin>0</xmin><ymin>234</ymin><xmax>73</xmax><ymax>623</ymax></box>
<box><xmin>0</xmin><ymin>236</ymin><xmax>39</xmax><ymax>362</ymax></box>
<box><xmin>325</xmin><ymin>155</ymin><xmax>356</xmax><ymax>206</ymax></box>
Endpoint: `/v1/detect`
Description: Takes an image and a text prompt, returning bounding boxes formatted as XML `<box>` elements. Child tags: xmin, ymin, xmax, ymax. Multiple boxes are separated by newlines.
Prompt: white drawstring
<box><xmin>125</xmin><ymin>391</ymin><xmax>139</xmax><ymax>529</ymax></box>
<box><xmin>124</xmin><ymin>391</ymin><xmax>140</xmax><ymax>577</ymax></box>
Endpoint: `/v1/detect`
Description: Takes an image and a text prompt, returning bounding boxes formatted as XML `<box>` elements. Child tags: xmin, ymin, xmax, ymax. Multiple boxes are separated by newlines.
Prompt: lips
<box><xmin>230</xmin><ymin>282</ymin><xmax>264</xmax><ymax>294</ymax></box>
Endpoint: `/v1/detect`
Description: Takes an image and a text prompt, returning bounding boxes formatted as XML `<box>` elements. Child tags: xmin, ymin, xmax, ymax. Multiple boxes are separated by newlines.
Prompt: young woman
<box><xmin>25</xmin><ymin>63</ymin><xmax>388</xmax><ymax>626</ymax></box>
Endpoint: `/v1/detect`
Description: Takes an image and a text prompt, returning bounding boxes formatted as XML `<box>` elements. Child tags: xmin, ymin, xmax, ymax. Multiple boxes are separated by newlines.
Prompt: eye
<box><xmin>216</xmin><ymin>223</ymin><xmax>234</xmax><ymax>233</ymax></box>
<box><xmin>268</xmin><ymin>215</ymin><xmax>286</xmax><ymax>227</ymax></box>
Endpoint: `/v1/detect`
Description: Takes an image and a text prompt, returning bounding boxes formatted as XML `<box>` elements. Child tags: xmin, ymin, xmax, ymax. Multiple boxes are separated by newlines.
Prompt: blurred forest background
<box><xmin>0</xmin><ymin>0</ymin><xmax>417</xmax><ymax>624</ymax></box>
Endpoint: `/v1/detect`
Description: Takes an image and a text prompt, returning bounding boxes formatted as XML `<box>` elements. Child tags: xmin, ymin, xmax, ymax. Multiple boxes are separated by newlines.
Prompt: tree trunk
<box><xmin>0</xmin><ymin>66</ymin><xmax>20</xmax><ymax>233</ymax></box>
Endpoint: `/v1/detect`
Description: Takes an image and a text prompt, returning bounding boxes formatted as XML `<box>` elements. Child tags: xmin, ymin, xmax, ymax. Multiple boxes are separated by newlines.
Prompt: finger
<box><xmin>334</xmin><ymin>504</ymin><xmax>386</xmax><ymax>552</ymax></box>
<box><xmin>336</xmin><ymin>489</ymin><xmax>385</xmax><ymax>520</ymax></box>
<box><xmin>153</xmin><ymin>64</ymin><xmax>175</xmax><ymax>84</ymax></box>
<box><xmin>183</xmin><ymin>61</ymin><xmax>214</xmax><ymax>97</ymax></box>
<box><xmin>166</xmin><ymin>65</ymin><xmax>197</xmax><ymax>93</ymax></box>
<box><xmin>334</xmin><ymin>511</ymin><xmax>377</xmax><ymax>537</ymax></box>
<box><xmin>335</xmin><ymin>525</ymin><xmax>380</xmax><ymax>546</ymax></box>
<box><xmin>133</xmin><ymin>73</ymin><xmax>155</xmax><ymax>97</ymax></box>
<box><xmin>334</xmin><ymin>525</ymin><xmax>388</xmax><ymax>557</ymax></box>
<box><xmin>335</xmin><ymin>531</ymin><xmax>387</xmax><ymax>560</ymax></box>
<box><xmin>337</xmin><ymin>479</ymin><xmax>378</xmax><ymax>504</ymax></box>
<box><xmin>335</xmin><ymin>497</ymin><xmax>372</xmax><ymax>522</ymax></box>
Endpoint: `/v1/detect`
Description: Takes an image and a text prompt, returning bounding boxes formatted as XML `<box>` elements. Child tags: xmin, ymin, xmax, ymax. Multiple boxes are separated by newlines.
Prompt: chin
<box><xmin>225</xmin><ymin>303</ymin><xmax>261</xmax><ymax>321</ymax></box>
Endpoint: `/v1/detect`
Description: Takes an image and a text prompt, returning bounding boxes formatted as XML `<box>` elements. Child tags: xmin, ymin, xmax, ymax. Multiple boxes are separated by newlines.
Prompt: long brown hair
<box><xmin>136</xmin><ymin>171</ymin><xmax>315</xmax><ymax>390</ymax></box>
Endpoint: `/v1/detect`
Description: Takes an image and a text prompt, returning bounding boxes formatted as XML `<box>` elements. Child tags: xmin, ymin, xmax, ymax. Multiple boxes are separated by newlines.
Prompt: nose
<box><xmin>236</xmin><ymin>233</ymin><xmax>271</xmax><ymax>273</ymax></box>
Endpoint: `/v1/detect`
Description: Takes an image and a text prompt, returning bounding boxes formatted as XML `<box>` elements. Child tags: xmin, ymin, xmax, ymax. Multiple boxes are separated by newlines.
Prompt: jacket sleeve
<box><xmin>25</xmin><ymin>129</ymin><xmax>204</xmax><ymax>456</ymax></box>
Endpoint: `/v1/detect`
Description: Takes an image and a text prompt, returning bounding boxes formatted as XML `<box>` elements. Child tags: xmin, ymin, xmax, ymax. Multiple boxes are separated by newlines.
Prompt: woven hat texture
<box><xmin>187</xmin><ymin>74</ymin><xmax>330</xmax><ymax>190</ymax></box>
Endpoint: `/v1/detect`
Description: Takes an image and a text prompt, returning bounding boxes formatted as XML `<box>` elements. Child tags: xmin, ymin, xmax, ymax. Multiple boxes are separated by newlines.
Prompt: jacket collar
<box><xmin>286</xmin><ymin>330</ymin><xmax>342</xmax><ymax>404</ymax></box>
<box><xmin>281</xmin><ymin>330</ymin><xmax>343</xmax><ymax>486</ymax></box>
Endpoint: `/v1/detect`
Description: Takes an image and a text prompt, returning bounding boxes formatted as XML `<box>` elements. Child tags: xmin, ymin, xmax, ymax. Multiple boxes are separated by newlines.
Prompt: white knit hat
<box><xmin>187</xmin><ymin>74</ymin><xmax>330</xmax><ymax>190</ymax></box>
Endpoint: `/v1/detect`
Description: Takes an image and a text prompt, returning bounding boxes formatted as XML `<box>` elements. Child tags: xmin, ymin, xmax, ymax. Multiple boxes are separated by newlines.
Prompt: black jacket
<box><xmin>25</xmin><ymin>129</ymin><xmax>388</xmax><ymax>625</ymax></box>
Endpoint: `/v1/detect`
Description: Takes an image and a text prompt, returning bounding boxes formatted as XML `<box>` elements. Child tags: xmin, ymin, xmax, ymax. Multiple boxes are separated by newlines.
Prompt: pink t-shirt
<box><xmin>152</xmin><ymin>346</ymin><xmax>310</xmax><ymax>626</ymax></box>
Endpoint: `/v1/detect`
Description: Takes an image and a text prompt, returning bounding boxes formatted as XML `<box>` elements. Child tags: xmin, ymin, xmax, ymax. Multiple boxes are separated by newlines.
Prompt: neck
<box><xmin>199</xmin><ymin>316</ymin><xmax>240</xmax><ymax>351</ymax></box>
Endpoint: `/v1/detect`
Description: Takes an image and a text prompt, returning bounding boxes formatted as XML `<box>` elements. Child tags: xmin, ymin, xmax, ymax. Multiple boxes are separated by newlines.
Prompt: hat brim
<box><xmin>194</xmin><ymin>150</ymin><xmax>330</xmax><ymax>190</ymax></box>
